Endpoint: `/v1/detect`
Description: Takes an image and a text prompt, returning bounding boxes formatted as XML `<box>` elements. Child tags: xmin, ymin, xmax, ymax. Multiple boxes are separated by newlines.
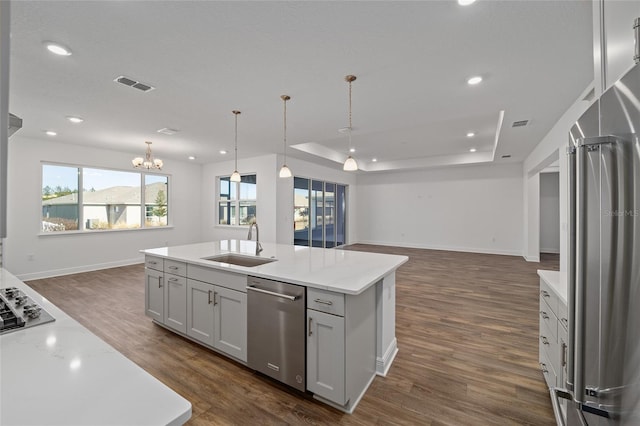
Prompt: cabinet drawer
<box><xmin>307</xmin><ymin>288</ymin><xmax>344</xmax><ymax>316</ymax></box>
<box><xmin>557</xmin><ymin>301</ymin><xmax>568</xmax><ymax>331</ymax></box>
<box><xmin>165</xmin><ymin>273</ymin><xmax>186</xmax><ymax>286</ymax></box>
<box><xmin>539</xmin><ymin>279</ymin><xmax>559</xmax><ymax>316</ymax></box>
<box><xmin>539</xmin><ymin>297</ymin><xmax>558</xmax><ymax>341</ymax></box>
<box><xmin>145</xmin><ymin>256</ymin><xmax>164</xmax><ymax>271</ymax></box>
<box><xmin>165</xmin><ymin>259</ymin><xmax>187</xmax><ymax>277</ymax></box>
<box><xmin>187</xmin><ymin>264</ymin><xmax>247</xmax><ymax>293</ymax></box>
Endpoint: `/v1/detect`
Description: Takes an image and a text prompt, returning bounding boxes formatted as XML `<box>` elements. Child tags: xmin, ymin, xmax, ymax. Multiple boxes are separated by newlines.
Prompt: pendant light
<box><xmin>279</xmin><ymin>95</ymin><xmax>292</xmax><ymax>178</ymax></box>
<box><xmin>230</xmin><ymin>110</ymin><xmax>242</xmax><ymax>182</ymax></box>
<box><xmin>343</xmin><ymin>75</ymin><xmax>358</xmax><ymax>171</ymax></box>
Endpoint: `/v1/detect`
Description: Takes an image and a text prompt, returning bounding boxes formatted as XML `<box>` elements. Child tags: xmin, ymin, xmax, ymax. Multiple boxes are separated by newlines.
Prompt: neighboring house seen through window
<box><xmin>41</xmin><ymin>163</ymin><xmax>169</xmax><ymax>233</ymax></box>
<box><xmin>218</xmin><ymin>174</ymin><xmax>257</xmax><ymax>226</ymax></box>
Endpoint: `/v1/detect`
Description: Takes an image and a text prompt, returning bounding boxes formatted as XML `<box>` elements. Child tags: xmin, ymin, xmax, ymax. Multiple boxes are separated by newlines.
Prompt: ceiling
<box><xmin>8</xmin><ymin>1</ymin><xmax>594</xmax><ymax>173</ymax></box>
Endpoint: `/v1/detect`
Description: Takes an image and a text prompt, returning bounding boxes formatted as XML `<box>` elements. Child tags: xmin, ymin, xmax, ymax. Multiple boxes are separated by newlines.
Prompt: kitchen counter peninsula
<box><xmin>141</xmin><ymin>240</ymin><xmax>408</xmax><ymax>413</ymax></box>
<box><xmin>0</xmin><ymin>268</ymin><xmax>191</xmax><ymax>426</ymax></box>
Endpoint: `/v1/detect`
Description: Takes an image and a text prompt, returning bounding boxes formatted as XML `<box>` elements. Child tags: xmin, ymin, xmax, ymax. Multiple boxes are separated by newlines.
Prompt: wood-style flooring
<box><xmin>26</xmin><ymin>246</ymin><xmax>560</xmax><ymax>425</ymax></box>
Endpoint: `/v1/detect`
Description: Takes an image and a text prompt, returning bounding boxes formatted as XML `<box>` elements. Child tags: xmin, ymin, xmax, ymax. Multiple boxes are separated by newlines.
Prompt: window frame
<box><xmin>40</xmin><ymin>161</ymin><xmax>171</xmax><ymax>235</ymax></box>
<box><xmin>216</xmin><ymin>173</ymin><xmax>257</xmax><ymax>227</ymax></box>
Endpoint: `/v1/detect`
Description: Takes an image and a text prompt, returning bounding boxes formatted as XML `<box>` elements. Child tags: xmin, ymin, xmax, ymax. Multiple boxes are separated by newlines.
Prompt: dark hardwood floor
<box><xmin>26</xmin><ymin>246</ymin><xmax>560</xmax><ymax>425</ymax></box>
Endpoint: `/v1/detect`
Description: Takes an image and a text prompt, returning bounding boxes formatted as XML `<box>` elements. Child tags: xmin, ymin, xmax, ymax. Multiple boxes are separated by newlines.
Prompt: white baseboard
<box><xmin>540</xmin><ymin>248</ymin><xmax>560</xmax><ymax>254</ymax></box>
<box><xmin>16</xmin><ymin>257</ymin><xmax>143</xmax><ymax>281</ymax></box>
<box><xmin>376</xmin><ymin>337</ymin><xmax>398</xmax><ymax>376</ymax></box>
<box><xmin>523</xmin><ymin>255</ymin><xmax>540</xmax><ymax>262</ymax></box>
<box><xmin>354</xmin><ymin>239</ymin><xmax>522</xmax><ymax>257</ymax></box>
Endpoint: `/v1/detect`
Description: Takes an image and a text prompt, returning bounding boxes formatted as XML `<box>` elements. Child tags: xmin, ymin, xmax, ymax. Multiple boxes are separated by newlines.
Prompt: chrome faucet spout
<box><xmin>247</xmin><ymin>222</ymin><xmax>263</xmax><ymax>254</ymax></box>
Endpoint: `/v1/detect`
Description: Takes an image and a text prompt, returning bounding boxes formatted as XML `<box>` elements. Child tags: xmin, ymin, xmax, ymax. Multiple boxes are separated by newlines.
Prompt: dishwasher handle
<box><xmin>246</xmin><ymin>285</ymin><xmax>298</xmax><ymax>301</ymax></box>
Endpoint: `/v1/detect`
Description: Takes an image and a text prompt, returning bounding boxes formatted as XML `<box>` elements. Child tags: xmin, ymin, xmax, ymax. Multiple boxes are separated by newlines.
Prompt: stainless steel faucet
<box><xmin>247</xmin><ymin>221</ymin><xmax>263</xmax><ymax>254</ymax></box>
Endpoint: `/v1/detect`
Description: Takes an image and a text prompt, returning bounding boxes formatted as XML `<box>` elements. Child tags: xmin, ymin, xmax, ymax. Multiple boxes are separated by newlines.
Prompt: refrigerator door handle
<box><xmin>567</xmin><ymin>145</ymin><xmax>576</xmax><ymax>392</ymax></box>
<box><xmin>574</xmin><ymin>144</ymin><xmax>588</xmax><ymax>404</ymax></box>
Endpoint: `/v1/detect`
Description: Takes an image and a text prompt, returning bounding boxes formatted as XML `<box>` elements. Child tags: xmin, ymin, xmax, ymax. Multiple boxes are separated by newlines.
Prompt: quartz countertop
<box><xmin>537</xmin><ymin>269</ymin><xmax>567</xmax><ymax>304</ymax></box>
<box><xmin>0</xmin><ymin>268</ymin><xmax>192</xmax><ymax>426</ymax></box>
<box><xmin>142</xmin><ymin>240</ymin><xmax>408</xmax><ymax>295</ymax></box>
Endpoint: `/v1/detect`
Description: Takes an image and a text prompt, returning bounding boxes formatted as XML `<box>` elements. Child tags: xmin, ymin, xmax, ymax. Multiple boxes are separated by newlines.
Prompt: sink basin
<box><xmin>201</xmin><ymin>254</ymin><xmax>277</xmax><ymax>267</ymax></box>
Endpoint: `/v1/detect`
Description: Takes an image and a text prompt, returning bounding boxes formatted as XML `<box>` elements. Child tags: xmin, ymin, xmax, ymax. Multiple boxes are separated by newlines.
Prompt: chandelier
<box><xmin>132</xmin><ymin>141</ymin><xmax>163</xmax><ymax>170</ymax></box>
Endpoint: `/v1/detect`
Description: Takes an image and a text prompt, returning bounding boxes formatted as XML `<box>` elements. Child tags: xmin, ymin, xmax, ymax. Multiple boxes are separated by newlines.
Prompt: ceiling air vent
<box><xmin>512</xmin><ymin>120</ymin><xmax>529</xmax><ymax>127</ymax></box>
<box><xmin>501</xmin><ymin>154</ymin><xmax>512</xmax><ymax>159</ymax></box>
<box><xmin>114</xmin><ymin>75</ymin><xmax>155</xmax><ymax>92</ymax></box>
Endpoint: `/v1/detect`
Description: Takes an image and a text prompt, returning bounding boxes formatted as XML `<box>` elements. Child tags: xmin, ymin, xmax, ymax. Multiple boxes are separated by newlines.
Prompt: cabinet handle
<box><xmin>213</xmin><ymin>291</ymin><xmax>218</xmax><ymax>306</ymax></box>
<box><xmin>540</xmin><ymin>362</ymin><xmax>548</xmax><ymax>373</ymax></box>
<box><xmin>168</xmin><ymin>277</ymin><xmax>179</xmax><ymax>282</ymax></box>
<box><xmin>541</xmin><ymin>336</ymin><xmax>549</xmax><ymax>345</ymax></box>
<box><xmin>540</xmin><ymin>311</ymin><xmax>549</xmax><ymax>320</ymax></box>
<box><xmin>561</xmin><ymin>317</ymin><xmax>568</xmax><ymax>327</ymax></box>
<box><xmin>208</xmin><ymin>290</ymin><xmax>213</xmax><ymax>304</ymax></box>
<box><xmin>149</xmin><ymin>261</ymin><xmax>158</xmax><ymax>265</ymax></box>
<box><xmin>561</xmin><ymin>342</ymin><xmax>567</xmax><ymax>367</ymax></box>
<box><xmin>168</xmin><ymin>266</ymin><xmax>179</xmax><ymax>270</ymax></box>
<box><xmin>308</xmin><ymin>317</ymin><xmax>312</xmax><ymax>336</ymax></box>
<box><xmin>314</xmin><ymin>298</ymin><xmax>333</xmax><ymax>306</ymax></box>
<box><xmin>540</xmin><ymin>290</ymin><xmax>550</xmax><ymax>298</ymax></box>
<box><xmin>158</xmin><ymin>276</ymin><xmax>162</xmax><ymax>288</ymax></box>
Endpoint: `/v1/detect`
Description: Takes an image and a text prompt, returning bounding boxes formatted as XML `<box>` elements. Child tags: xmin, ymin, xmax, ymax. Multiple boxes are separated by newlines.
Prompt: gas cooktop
<box><xmin>0</xmin><ymin>287</ymin><xmax>55</xmax><ymax>335</ymax></box>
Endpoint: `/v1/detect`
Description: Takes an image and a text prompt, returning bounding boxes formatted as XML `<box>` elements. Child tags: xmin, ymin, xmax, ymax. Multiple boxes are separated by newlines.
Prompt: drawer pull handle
<box><xmin>540</xmin><ymin>311</ymin><xmax>550</xmax><ymax>320</ymax></box>
<box><xmin>168</xmin><ymin>266</ymin><xmax>179</xmax><ymax>270</ymax></box>
<box><xmin>541</xmin><ymin>336</ymin><xmax>549</xmax><ymax>345</ymax></box>
<box><xmin>149</xmin><ymin>261</ymin><xmax>158</xmax><ymax>265</ymax></box>
<box><xmin>158</xmin><ymin>276</ymin><xmax>162</xmax><ymax>288</ymax></box>
<box><xmin>540</xmin><ymin>362</ymin><xmax>548</xmax><ymax>373</ymax></box>
<box><xmin>561</xmin><ymin>318</ymin><xmax>568</xmax><ymax>327</ymax></box>
<box><xmin>208</xmin><ymin>290</ymin><xmax>212</xmax><ymax>304</ymax></box>
<box><xmin>314</xmin><ymin>299</ymin><xmax>333</xmax><ymax>306</ymax></box>
<box><xmin>168</xmin><ymin>277</ymin><xmax>179</xmax><ymax>282</ymax></box>
<box><xmin>540</xmin><ymin>290</ymin><xmax>550</xmax><ymax>298</ymax></box>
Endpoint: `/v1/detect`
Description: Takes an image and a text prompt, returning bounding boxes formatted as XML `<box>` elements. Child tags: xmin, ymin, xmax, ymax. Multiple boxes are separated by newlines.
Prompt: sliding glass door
<box><xmin>293</xmin><ymin>177</ymin><xmax>346</xmax><ymax>248</ymax></box>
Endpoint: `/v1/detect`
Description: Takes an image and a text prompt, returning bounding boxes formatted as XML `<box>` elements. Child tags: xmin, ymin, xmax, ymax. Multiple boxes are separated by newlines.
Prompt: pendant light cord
<box><xmin>234</xmin><ymin>111</ymin><xmax>239</xmax><ymax>171</ymax></box>
<box><xmin>283</xmin><ymin>97</ymin><xmax>287</xmax><ymax>162</ymax></box>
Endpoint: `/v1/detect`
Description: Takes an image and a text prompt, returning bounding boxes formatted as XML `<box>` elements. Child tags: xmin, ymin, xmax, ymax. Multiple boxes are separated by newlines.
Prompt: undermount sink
<box><xmin>201</xmin><ymin>254</ymin><xmax>277</xmax><ymax>267</ymax></box>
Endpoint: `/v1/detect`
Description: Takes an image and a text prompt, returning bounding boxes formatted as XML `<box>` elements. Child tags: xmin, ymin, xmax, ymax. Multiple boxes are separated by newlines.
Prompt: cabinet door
<box><xmin>145</xmin><ymin>269</ymin><xmax>164</xmax><ymax>322</ymax></box>
<box><xmin>186</xmin><ymin>279</ymin><xmax>215</xmax><ymax>346</ymax></box>
<box><xmin>307</xmin><ymin>310</ymin><xmax>345</xmax><ymax>404</ymax></box>
<box><xmin>213</xmin><ymin>286</ymin><xmax>247</xmax><ymax>362</ymax></box>
<box><xmin>164</xmin><ymin>274</ymin><xmax>187</xmax><ymax>333</ymax></box>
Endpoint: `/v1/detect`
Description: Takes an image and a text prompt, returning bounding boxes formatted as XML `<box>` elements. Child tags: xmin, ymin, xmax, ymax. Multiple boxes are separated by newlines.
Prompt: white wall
<box><xmin>5</xmin><ymin>137</ymin><xmax>203</xmax><ymax>280</ymax></box>
<box><xmin>355</xmin><ymin>163</ymin><xmax>523</xmax><ymax>256</ymax></box>
<box><xmin>540</xmin><ymin>172</ymin><xmax>560</xmax><ymax>254</ymax></box>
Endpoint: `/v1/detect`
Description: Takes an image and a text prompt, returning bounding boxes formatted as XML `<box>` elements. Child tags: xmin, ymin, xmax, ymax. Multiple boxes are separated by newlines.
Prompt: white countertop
<box><xmin>537</xmin><ymin>269</ymin><xmax>567</xmax><ymax>304</ymax></box>
<box><xmin>0</xmin><ymin>268</ymin><xmax>192</xmax><ymax>426</ymax></box>
<box><xmin>142</xmin><ymin>240</ymin><xmax>408</xmax><ymax>295</ymax></box>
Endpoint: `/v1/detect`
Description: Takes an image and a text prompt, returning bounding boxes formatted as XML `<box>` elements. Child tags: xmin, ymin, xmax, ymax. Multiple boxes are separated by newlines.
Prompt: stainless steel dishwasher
<box><xmin>247</xmin><ymin>276</ymin><xmax>306</xmax><ymax>391</ymax></box>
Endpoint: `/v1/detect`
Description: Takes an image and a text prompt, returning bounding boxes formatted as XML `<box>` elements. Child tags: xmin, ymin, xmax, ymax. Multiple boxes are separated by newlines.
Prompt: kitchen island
<box><xmin>0</xmin><ymin>268</ymin><xmax>191</xmax><ymax>426</ymax></box>
<box><xmin>142</xmin><ymin>240</ymin><xmax>408</xmax><ymax>413</ymax></box>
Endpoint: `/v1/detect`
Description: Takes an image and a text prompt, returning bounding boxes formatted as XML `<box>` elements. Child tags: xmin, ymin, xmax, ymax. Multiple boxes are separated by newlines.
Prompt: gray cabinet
<box><xmin>145</xmin><ymin>268</ymin><xmax>164</xmax><ymax>322</ymax></box>
<box><xmin>181</xmin><ymin>264</ymin><xmax>248</xmax><ymax>363</ymax></box>
<box><xmin>306</xmin><ymin>286</ymin><xmax>376</xmax><ymax>412</ymax></box>
<box><xmin>538</xmin><ymin>276</ymin><xmax>568</xmax><ymax>390</ymax></box>
<box><xmin>307</xmin><ymin>308</ymin><xmax>345</xmax><ymax>404</ymax></box>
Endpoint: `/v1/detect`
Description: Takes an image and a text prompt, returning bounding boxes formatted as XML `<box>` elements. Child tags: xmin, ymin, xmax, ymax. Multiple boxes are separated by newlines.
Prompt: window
<box><xmin>218</xmin><ymin>174</ymin><xmax>256</xmax><ymax>226</ymax></box>
<box><xmin>294</xmin><ymin>177</ymin><xmax>347</xmax><ymax>248</ymax></box>
<box><xmin>41</xmin><ymin>163</ymin><xmax>169</xmax><ymax>233</ymax></box>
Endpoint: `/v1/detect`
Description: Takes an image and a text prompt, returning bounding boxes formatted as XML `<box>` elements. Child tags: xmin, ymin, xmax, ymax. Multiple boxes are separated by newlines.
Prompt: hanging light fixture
<box><xmin>230</xmin><ymin>110</ymin><xmax>242</xmax><ymax>182</ymax></box>
<box><xmin>132</xmin><ymin>141</ymin><xmax>163</xmax><ymax>169</ymax></box>
<box><xmin>343</xmin><ymin>75</ymin><xmax>358</xmax><ymax>171</ymax></box>
<box><xmin>279</xmin><ymin>94</ymin><xmax>292</xmax><ymax>178</ymax></box>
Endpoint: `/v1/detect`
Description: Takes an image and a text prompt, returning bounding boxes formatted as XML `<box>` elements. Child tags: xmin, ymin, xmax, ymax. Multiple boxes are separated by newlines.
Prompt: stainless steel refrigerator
<box><xmin>560</xmin><ymin>63</ymin><xmax>640</xmax><ymax>425</ymax></box>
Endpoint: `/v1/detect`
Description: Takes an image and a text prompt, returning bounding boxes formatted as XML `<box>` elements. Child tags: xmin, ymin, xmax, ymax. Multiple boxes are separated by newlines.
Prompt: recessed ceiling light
<box><xmin>372</xmin><ymin>158</ymin><xmax>378</xmax><ymax>162</ymax></box>
<box><xmin>349</xmin><ymin>148</ymin><xmax>356</xmax><ymax>153</ymax></box>
<box><xmin>188</xmin><ymin>156</ymin><xmax>196</xmax><ymax>160</ymax></box>
<box><xmin>45</xmin><ymin>42</ymin><xmax>72</xmax><ymax>56</ymax></box>
<box><xmin>219</xmin><ymin>150</ymin><xmax>227</xmax><ymax>155</ymax></box>
<box><xmin>67</xmin><ymin>116</ymin><xmax>84</xmax><ymax>124</ymax></box>
<box><xmin>466</xmin><ymin>132</ymin><xmax>475</xmax><ymax>137</ymax></box>
<box><xmin>467</xmin><ymin>76</ymin><xmax>483</xmax><ymax>85</ymax></box>
<box><xmin>45</xmin><ymin>130</ymin><xmax>57</xmax><ymax>136</ymax></box>
<box><xmin>458</xmin><ymin>0</ymin><xmax>476</xmax><ymax>5</ymax></box>
<box><xmin>469</xmin><ymin>148</ymin><xmax>477</xmax><ymax>153</ymax></box>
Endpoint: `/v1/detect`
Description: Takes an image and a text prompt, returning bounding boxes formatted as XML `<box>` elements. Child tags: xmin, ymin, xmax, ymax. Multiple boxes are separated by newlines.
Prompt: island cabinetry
<box><xmin>144</xmin><ymin>256</ymin><xmax>164</xmax><ymax>322</ymax></box>
<box><xmin>164</xmin><ymin>260</ymin><xmax>187</xmax><ymax>334</ymax></box>
<box><xmin>306</xmin><ymin>286</ymin><xmax>376</xmax><ymax>412</ymax></box>
<box><xmin>185</xmin><ymin>264</ymin><xmax>247</xmax><ymax>362</ymax></box>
